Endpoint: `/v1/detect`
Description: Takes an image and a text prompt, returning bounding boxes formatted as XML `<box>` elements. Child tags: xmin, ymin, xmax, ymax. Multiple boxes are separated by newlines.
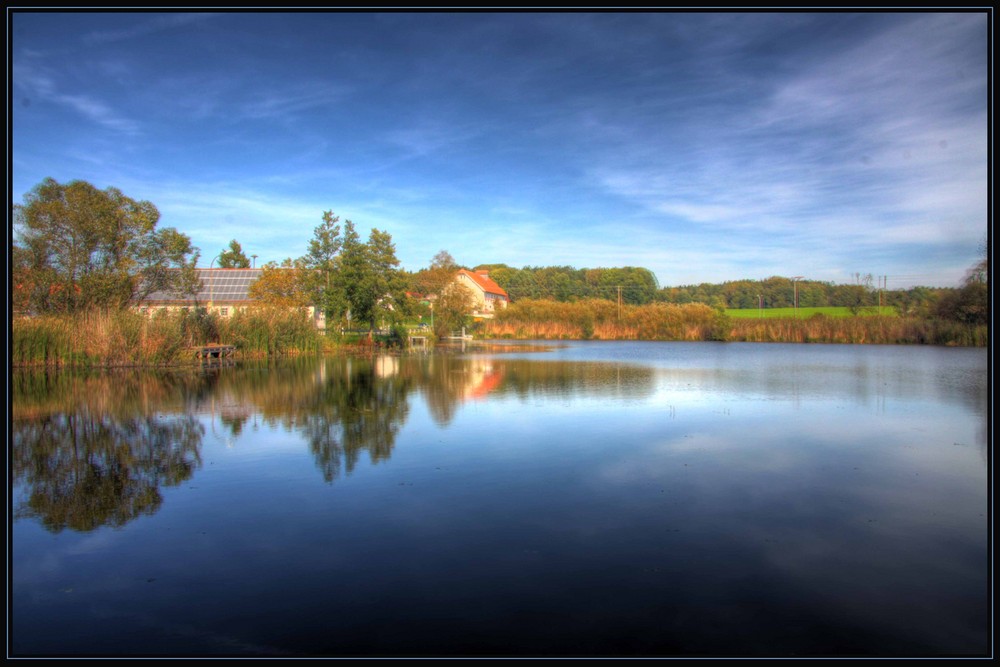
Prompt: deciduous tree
<box><xmin>248</xmin><ymin>259</ymin><xmax>312</xmax><ymax>308</ymax></box>
<box><xmin>935</xmin><ymin>245</ymin><xmax>988</xmax><ymax>325</ymax></box>
<box><xmin>12</xmin><ymin>177</ymin><xmax>200</xmax><ymax>313</ymax></box>
<box><xmin>337</xmin><ymin>220</ymin><xmax>407</xmax><ymax>333</ymax></box>
<box><xmin>433</xmin><ymin>282</ymin><xmax>477</xmax><ymax>337</ymax></box>
<box><xmin>410</xmin><ymin>249</ymin><xmax>461</xmax><ymax>295</ymax></box>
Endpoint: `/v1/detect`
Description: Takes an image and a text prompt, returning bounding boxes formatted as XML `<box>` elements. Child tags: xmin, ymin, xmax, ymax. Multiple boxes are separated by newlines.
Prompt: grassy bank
<box><xmin>12</xmin><ymin>308</ymin><xmax>326</xmax><ymax>367</ymax></box>
<box><xmin>485</xmin><ymin>298</ymin><xmax>986</xmax><ymax>346</ymax></box>
<box><xmin>726</xmin><ymin>306</ymin><xmax>899</xmax><ymax>318</ymax></box>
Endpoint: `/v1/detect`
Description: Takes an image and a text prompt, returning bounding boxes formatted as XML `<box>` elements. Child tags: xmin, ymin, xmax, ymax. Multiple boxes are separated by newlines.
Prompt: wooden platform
<box><xmin>192</xmin><ymin>344</ymin><xmax>236</xmax><ymax>361</ymax></box>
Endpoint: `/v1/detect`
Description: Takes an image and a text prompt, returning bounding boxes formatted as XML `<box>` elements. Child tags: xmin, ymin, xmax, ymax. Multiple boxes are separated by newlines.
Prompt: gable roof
<box><xmin>143</xmin><ymin>268</ymin><xmax>264</xmax><ymax>303</ymax></box>
<box><xmin>457</xmin><ymin>269</ymin><xmax>509</xmax><ymax>299</ymax></box>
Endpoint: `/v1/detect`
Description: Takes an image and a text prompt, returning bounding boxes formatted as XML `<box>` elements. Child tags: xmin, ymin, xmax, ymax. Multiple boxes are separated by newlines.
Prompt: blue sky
<box><xmin>11</xmin><ymin>10</ymin><xmax>989</xmax><ymax>289</ymax></box>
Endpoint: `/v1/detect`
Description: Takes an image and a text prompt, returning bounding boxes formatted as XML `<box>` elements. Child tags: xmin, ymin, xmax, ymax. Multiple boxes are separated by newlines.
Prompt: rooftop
<box><xmin>144</xmin><ymin>268</ymin><xmax>264</xmax><ymax>303</ymax></box>
<box><xmin>458</xmin><ymin>269</ymin><xmax>509</xmax><ymax>299</ymax></box>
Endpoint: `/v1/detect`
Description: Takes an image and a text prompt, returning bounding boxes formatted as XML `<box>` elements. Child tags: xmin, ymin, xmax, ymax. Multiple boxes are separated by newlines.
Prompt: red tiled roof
<box><xmin>457</xmin><ymin>269</ymin><xmax>509</xmax><ymax>299</ymax></box>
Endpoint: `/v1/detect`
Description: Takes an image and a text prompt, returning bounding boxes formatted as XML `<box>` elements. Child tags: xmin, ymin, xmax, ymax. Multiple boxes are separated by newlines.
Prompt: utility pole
<box><xmin>791</xmin><ymin>276</ymin><xmax>803</xmax><ymax>317</ymax></box>
<box><xmin>878</xmin><ymin>275</ymin><xmax>885</xmax><ymax>315</ymax></box>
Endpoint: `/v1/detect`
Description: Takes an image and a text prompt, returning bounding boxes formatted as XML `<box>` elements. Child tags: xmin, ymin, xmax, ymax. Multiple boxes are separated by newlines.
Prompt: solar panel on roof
<box><xmin>142</xmin><ymin>268</ymin><xmax>267</xmax><ymax>303</ymax></box>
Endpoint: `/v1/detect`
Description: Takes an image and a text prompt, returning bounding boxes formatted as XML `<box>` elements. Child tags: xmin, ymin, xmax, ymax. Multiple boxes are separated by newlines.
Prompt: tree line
<box><xmin>12</xmin><ymin>178</ymin><xmax>988</xmax><ymax>335</ymax></box>
<box><xmin>12</xmin><ymin>179</ymin><xmax>411</xmax><ymax>336</ymax></box>
<box><xmin>471</xmin><ymin>266</ymin><xmax>986</xmax><ymax>325</ymax></box>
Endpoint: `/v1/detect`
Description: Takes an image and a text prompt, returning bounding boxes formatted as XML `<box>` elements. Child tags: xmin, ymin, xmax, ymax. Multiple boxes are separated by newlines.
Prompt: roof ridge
<box><xmin>459</xmin><ymin>269</ymin><xmax>508</xmax><ymax>298</ymax></box>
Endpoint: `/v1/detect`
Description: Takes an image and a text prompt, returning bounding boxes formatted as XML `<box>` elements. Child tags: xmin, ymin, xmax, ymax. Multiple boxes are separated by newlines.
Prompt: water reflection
<box><xmin>415</xmin><ymin>354</ymin><xmax>655</xmax><ymax>425</ymax></box>
<box><xmin>302</xmin><ymin>357</ymin><xmax>413</xmax><ymax>482</ymax></box>
<box><xmin>10</xmin><ymin>344</ymin><xmax>988</xmax><ymax>657</ymax></box>
<box><xmin>11</xmin><ymin>355</ymin><xmax>657</xmax><ymax>528</ymax></box>
<box><xmin>12</xmin><ymin>370</ymin><xmax>204</xmax><ymax>532</ymax></box>
<box><xmin>11</xmin><ymin>345</ymin><xmax>982</xmax><ymax>534</ymax></box>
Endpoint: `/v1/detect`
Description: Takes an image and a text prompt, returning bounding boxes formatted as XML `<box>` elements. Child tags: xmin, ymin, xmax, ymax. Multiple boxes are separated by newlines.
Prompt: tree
<box><xmin>410</xmin><ymin>249</ymin><xmax>460</xmax><ymax>296</ymax></box>
<box><xmin>12</xmin><ymin>177</ymin><xmax>200</xmax><ymax>314</ymax></box>
<box><xmin>248</xmin><ymin>259</ymin><xmax>312</xmax><ymax>308</ymax></box>
<box><xmin>299</xmin><ymin>210</ymin><xmax>344</xmax><ymax>321</ymax></box>
<box><xmin>367</xmin><ymin>227</ymin><xmax>408</xmax><ymax>328</ymax></box>
<box><xmin>433</xmin><ymin>282</ymin><xmax>477</xmax><ymax>337</ymax></box>
<box><xmin>337</xmin><ymin>220</ymin><xmax>407</xmax><ymax>333</ymax></box>
<box><xmin>935</xmin><ymin>245</ymin><xmax>989</xmax><ymax>325</ymax></box>
<box><xmin>831</xmin><ymin>273</ymin><xmax>876</xmax><ymax>315</ymax></box>
<box><xmin>217</xmin><ymin>239</ymin><xmax>251</xmax><ymax>268</ymax></box>
<box><xmin>431</xmin><ymin>250</ymin><xmax>457</xmax><ymax>271</ymax></box>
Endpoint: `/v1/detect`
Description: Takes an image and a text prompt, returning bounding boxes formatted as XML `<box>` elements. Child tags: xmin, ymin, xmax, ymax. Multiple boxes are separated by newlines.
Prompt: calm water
<box><xmin>10</xmin><ymin>341</ymin><xmax>989</xmax><ymax>657</ymax></box>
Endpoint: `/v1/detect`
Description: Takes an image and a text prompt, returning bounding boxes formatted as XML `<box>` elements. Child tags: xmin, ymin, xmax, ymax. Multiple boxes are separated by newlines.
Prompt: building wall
<box><xmin>456</xmin><ymin>273</ymin><xmax>489</xmax><ymax>312</ymax></box>
<box><xmin>455</xmin><ymin>273</ymin><xmax>508</xmax><ymax>318</ymax></box>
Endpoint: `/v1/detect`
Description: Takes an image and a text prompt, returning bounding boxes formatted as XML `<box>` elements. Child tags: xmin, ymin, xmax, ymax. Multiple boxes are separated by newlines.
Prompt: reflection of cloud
<box><xmin>66</xmin><ymin>531</ymin><xmax>119</xmax><ymax>556</ymax></box>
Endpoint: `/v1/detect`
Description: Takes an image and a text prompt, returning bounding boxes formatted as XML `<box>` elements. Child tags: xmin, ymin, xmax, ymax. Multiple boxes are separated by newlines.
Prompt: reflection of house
<box><xmin>463</xmin><ymin>362</ymin><xmax>503</xmax><ymax>401</ymax></box>
<box><xmin>138</xmin><ymin>268</ymin><xmax>325</xmax><ymax>329</ymax></box>
<box><xmin>455</xmin><ymin>269</ymin><xmax>509</xmax><ymax>319</ymax></box>
<box><xmin>374</xmin><ymin>355</ymin><xmax>399</xmax><ymax>378</ymax></box>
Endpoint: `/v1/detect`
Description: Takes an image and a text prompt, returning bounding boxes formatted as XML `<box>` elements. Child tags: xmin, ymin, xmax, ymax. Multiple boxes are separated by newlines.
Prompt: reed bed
<box><xmin>487</xmin><ymin>299</ymin><xmax>727</xmax><ymax>341</ymax></box>
<box><xmin>486</xmin><ymin>299</ymin><xmax>986</xmax><ymax>346</ymax></box>
<box><xmin>12</xmin><ymin>307</ymin><xmax>324</xmax><ymax>367</ymax></box>
<box><xmin>726</xmin><ymin>314</ymin><xmax>987</xmax><ymax>346</ymax></box>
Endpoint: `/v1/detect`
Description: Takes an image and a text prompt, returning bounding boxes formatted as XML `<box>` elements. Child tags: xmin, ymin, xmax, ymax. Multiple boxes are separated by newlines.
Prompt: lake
<box><xmin>10</xmin><ymin>341</ymin><xmax>990</xmax><ymax>658</ymax></box>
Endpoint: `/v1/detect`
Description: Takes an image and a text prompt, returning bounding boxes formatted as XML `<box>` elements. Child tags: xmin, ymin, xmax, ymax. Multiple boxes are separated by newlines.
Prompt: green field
<box><xmin>725</xmin><ymin>306</ymin><xmax>898</xmax><ymax>319</ymax></box>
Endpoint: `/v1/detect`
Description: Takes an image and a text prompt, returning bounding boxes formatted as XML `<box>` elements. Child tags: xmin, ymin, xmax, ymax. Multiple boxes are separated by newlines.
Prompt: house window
<box><xmin>220</xmin><ymin>307</ymin><xmax>229</xmax><ymax>317</ymax></box>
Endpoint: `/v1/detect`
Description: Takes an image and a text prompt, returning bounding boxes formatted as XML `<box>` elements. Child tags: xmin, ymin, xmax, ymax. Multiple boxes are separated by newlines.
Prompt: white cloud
<box><xmin>14</xmin><ymin>59</ymin><xmax>141</xmax><ymax>135</ymax></box>
<box><xmin>82</xmin><ymin>13</ymin><xmax>217</xmax><ymax>45</ymax></box>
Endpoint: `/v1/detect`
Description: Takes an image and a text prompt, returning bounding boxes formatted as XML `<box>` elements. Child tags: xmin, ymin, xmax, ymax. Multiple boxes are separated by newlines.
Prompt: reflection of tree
<box><xmin>301</xmin><ymin>357</ymin><xmax>413</xmax><ymax>483</ymax></box>
<box><xmin>12</xmin><ymin>411</ymin><xmax>203</xmax><ymax>533</ymax></box>
<box><xmin>11</xmin><ymin>353</ymin><xmax>659</xmax><ymax>504</ymax></box>
<box><xmin>219</xmin><ymin>411</ymin><xmax>250</xmax><ymax>438</ymax></box>
<box><xmin>414</xmin><ymin>356</ymin><xmax>656</xmax><ymax>426</ymax></box>
<box><xmin>13</xmin><ymin>370</ymin><xmax>207</xmax><ymax>532</ymax></box>
<box><xmin>197</xmin><ymin>357</ymin><xmax>415</xmax><ymax>483</ymax></box>
<box><xmin>418</xmin><ymin>355</ymin><xmax>489</xmax><ymax>426</ymax></box>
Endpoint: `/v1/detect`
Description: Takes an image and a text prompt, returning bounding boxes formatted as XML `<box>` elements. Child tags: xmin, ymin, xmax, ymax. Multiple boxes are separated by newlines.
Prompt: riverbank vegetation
<box><xmin>483</xmin><ymin>298</ymin><xmax>987</xmax><ymax>346</ymax></box>
<box><xmin>12</xmin><ymin>308</ymin><xmax>324</xmax><ymax>367</ymax></box>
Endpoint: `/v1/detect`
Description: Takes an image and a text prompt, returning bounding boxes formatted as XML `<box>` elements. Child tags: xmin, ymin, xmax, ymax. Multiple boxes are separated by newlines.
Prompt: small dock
<box><xmin>192</xmin><ymin>344</ymin><xmax>236</xmax><ymax>361</ymax></box>
<box><xmin>442</xmin><ymin>327</ymin><xmax>473</xmax><ymax>341</ymax></box>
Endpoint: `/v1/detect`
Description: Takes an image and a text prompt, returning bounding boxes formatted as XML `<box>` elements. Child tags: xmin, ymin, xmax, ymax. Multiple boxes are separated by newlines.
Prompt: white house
<box><xmin>454</xmin><ymin>269</ymin><xmax>509</xmax><ymax>319</ymax></box>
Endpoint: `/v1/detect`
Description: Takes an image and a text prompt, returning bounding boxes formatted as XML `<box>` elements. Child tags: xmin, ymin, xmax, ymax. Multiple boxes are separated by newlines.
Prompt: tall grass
<box><xmin>487</xmin><ymin>299</ymin><xmax>728</xmax><ymax>341</ymax></box>
<box><xmin>221</xmin><ymin>307</ymin><xmax>321</xmax><ymax>358</ymax></box>
<box><xmin>485</xmin><ymin>299</ymin><xmax>986</xmax><ymax>346</ymax></box>
<box><xmin>726</xmin><ymin>313</ymin><xmax>987</xmax><ymax>345</ymax></box>
<box><xmin>12</xmin><ymin>307</ymin><xmax>324</xmax><ymax>367</ymax></box>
